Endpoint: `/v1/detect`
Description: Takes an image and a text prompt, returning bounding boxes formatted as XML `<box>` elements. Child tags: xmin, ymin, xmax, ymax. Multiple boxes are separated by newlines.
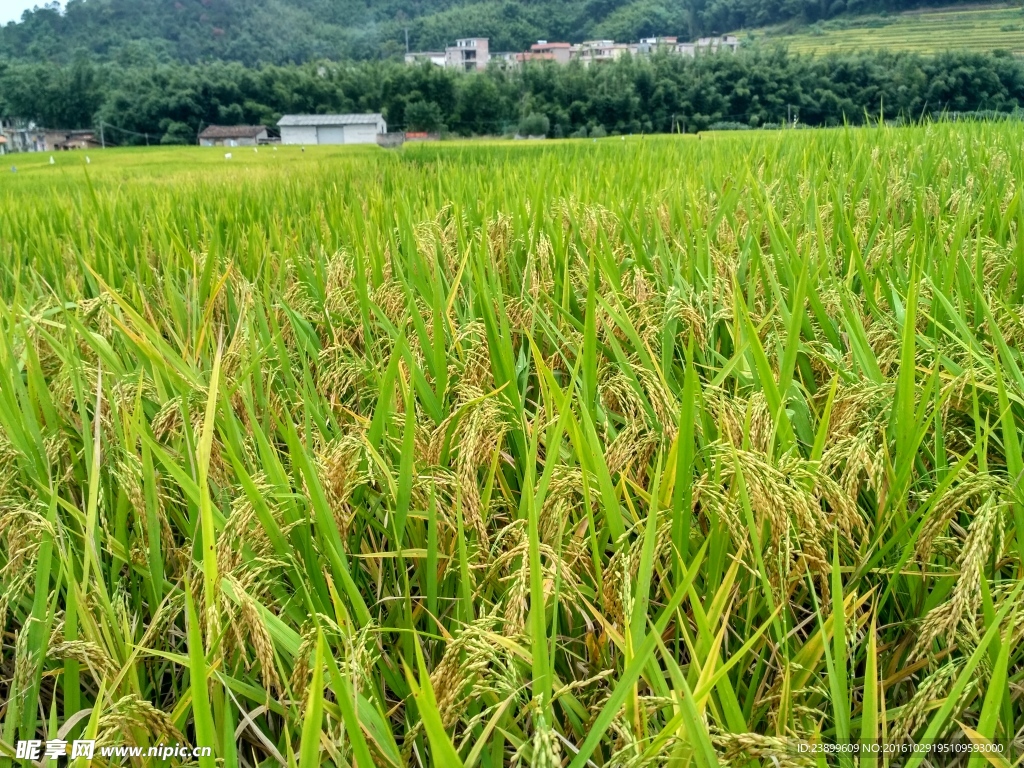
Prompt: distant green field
<box><xmin>742</xmin><ymin>3</ymin><xmax>1024</xmax><ymax>55</ymax></box>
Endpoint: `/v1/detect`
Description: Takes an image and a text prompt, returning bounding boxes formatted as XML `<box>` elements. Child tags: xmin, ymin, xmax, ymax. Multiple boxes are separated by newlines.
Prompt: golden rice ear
<box><xmin>517</xmin><ymin>710</ymin><xmax>562</xmax><ymax>768</ymax></box>
<box><xmin>912</xmin><ymin>494</ymin><xmax>1005</xmax><ymax>660</ymax></box>
<box><xmin>916</xmin><ymin>473</ymin><xmax>1005</xmax><ymax>563</ymax></box>
<box><xmin>237</xmin><ymin>583</ymin><xmax>283</xmax><ymax>694</ymax></box>
<box><xmin>94</xmin><ymin>694</ymin><xmax>186</xmax><ymax>748</ymax></box>
<box><xmin>0</xmin><ymin>500</ymin><xmax>51</xmax><ymax>634</ymax></box>
<box><xmin>289</xmin><ymin>620</ymin><xmax>318</xmax><ymax>706</ymax></box>
<box><xmin>711</xmin><ymin>730</ymin><xmax>818</xmax><ymax>767</ymax></box>
<box><xmin>895</xmin><ymin>662</ymin><xmax>964</xmax><ymax>741</ymax></box>
<box><xmin>46</xmin><ymin>638</ymin><xmax>118</xmax><ymax>682</ymax></box>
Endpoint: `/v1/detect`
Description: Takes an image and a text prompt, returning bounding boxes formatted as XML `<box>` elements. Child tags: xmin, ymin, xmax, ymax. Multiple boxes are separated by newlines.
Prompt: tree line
<box><xmin>2</xmin><ymin>48</ymin><xmax>1023</xmax><ymax>143</ymax></box>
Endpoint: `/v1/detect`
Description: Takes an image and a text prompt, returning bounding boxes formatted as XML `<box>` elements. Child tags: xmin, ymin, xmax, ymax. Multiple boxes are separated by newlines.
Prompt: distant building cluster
<box><xmin>404</xmin><ymin>35</ymin><xmax>740</xmax><ymax>70</ymax></box>
<box><xmin>0</xmin><ymin>120</ymin><xmax>102</xmax><ymax>153</ymax></box>
<box><xmin>0</xmin><ymin>33</ymin><xmax>741</xmax><ymax>156</ymax></box>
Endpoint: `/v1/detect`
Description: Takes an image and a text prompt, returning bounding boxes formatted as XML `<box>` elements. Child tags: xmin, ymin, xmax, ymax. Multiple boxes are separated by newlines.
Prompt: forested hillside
<box><xmin>0</xmin><ymin>0</ymin><xmax>1005</xmax><ymax>64</ymax></box>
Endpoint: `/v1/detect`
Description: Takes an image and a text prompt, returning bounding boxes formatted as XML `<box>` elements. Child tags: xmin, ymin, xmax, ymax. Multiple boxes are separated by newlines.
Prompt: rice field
<box><xmin>1</xmin><ymin>126</ymin><xmax>1023</xmax><ymax>767</ymax></box>
<box><xmin>743</xmin><ymin>4</ymin><xmax>1024</xmax><ymax>56</ymax></box>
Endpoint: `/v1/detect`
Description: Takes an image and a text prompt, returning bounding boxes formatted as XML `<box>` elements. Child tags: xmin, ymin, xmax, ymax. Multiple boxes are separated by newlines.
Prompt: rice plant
<box><xmin>0</xmin><ymin>126</ymin><xmax>1022</xmax><ymax>767</ymax></box>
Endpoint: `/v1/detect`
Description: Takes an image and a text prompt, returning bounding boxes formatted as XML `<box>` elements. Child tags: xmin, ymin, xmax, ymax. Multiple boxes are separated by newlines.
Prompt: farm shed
<box><xmin>277</xmin><ymin>114</ymin><xmax>387</xmax><ymax>146</ymax></box>
<box><xmin>198</xmin><ymin>125</ymin><xmax>269</xmax><ymax>147</ymax></box>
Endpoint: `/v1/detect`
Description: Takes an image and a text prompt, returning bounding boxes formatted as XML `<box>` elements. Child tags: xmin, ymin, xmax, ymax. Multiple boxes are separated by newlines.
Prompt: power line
<box><xmin>97</xmin><ymin>120</ymin><xmax>154</xmax><ymax>145</ymax></box>
<box><xmin>98</xmin><ymin>121</ymin><xmax>151</xmax><ymax>138</ymax></box>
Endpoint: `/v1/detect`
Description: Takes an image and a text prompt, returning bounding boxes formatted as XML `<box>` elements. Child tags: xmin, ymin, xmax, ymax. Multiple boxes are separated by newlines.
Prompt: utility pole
<box><xmin>405</xmin><ymin>27</ymin><xmax>410</xmax><ymax>54</ymax></box>
<box><xmin>99</xmin><ymin>120</ymin><xmax>105</xmax><ymax>149</ymax></box>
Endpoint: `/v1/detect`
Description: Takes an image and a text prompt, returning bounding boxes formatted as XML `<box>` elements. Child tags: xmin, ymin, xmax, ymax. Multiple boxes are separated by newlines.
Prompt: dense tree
<box><xmin>405</xmin><ymin>99</ymin><xmax>445</xmax><ymax>131</ymax></box>
<box><xmin>160</xmin><ymin>121</ymin><xmax>194</xmax><ymax>144</ymax></box>
<box><xmin>2</xmin><ymin>50</ymin><xmax>1023</xmax><ymax>141</ymax></box>
<box><xmin>0</xmin><ymin>56</ymin><xmax>102</xmax><ymax>129</ymax></box>
<box><xmin>518</xmin><ymin>112</ymin><xmax>551</xmax><ymax>136</ymax></box>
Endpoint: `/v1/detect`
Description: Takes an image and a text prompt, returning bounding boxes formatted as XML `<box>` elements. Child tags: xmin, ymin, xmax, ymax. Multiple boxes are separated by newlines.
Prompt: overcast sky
<box><xmin>0</xmin><ymin>0</ymin><xmax>59</xmax><ymax>25</ymax></box>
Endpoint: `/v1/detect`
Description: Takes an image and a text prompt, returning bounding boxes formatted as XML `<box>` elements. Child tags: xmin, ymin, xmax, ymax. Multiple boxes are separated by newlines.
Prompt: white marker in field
<box><xmin>225</xmin><ymin>153</ymin><xmax>232</xmax><ymax>159</ymax></box>
<box><xmin>85</xmin><ymin>156</ymin><xmax>91</xmax><ymax>164</ymax></box>
<box><xmin>50</xmin><ymin>156</ymin><xmax>55</xmax><ymax>165</ymax></box>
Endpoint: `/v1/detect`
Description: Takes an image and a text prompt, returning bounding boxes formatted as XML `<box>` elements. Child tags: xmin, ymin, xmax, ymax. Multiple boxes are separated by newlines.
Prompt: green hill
<box><xmin>739</xmin><ymin>3</ymin><xmax>1024</xmax><ymax>56</ymax></box>
<box><xmin>0</xmin><ymin>0</ymin><xmax>1014</xmax><ymax>64</ymax></box>
<box><xmin>1</xmin><ymin>0</ymin><xmax>682</xmax><ymax>64</ymax></box>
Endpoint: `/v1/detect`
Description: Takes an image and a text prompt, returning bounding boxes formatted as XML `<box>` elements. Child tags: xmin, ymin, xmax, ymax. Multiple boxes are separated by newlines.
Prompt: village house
<box><xmin>404</xmin><ymin>50</ymin><xmax>446</xmax><ymax>67</ymax></box>
<box><xmin>677</xmin><ymin>35</ymin><xmax>741</xmax><ymax>56</ymax></box>
<box><xmin>575</xmin><ymin>40</ymin><xmax>633</xmax><ymax>66</ymax></box>
<box><xmin>638</xmin><ymin>36</ymin><xmax>678</xmax><ymax>54</ymax></box>
<box><xmin>445</xmin><ymin>38</ymin><xmax>490</xmax><ymax>72</ymax></box>
<box><xmin>277</xmin><ymin>114</ymin><xmax>387</xmax><ymax>145</ymax></box>
<box><xmin>490</xmin><ymin>51</ymin><xmax>521</xmax><ymax>68</ymax></box>
<box><xmin>519</xmin><ymin>41</ymin><xmax>573</xmax><ymax>65</ymax></box>
<box><xmin>44</xmin><ymin>129</ymin><xmax>102</xmax><ymax>151</ymax></box>
<box><xmin>0</xmin><ymin>119</ymin><xmax>46</xmax><ymax>153</ymax></box>
<box><xmin>198</xmin><ymin>125</ymin><xmax>269</xmax><ymax>147</ymax></box>
<box><xmin>406</xmin><ymin>37</ymin><xmax>492</xmax><ymax>71</ymax></box>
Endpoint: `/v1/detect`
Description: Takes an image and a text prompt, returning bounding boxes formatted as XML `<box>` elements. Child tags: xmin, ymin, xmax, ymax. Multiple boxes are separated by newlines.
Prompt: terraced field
<box><xmin>743</xmin><ymin>4</ymin><xmax>1024</xmax><ymax>56</ymax></box>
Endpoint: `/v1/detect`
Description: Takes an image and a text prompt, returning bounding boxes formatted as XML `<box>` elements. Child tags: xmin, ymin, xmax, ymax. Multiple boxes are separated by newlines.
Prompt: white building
<box><xmin>638</xmin><ymin>36</ymin><xmax>678</xmax><ymax>54</ymax></box>
<box><xmin>677</xmin><ymin>35</ymin><xmax>740</xmax><ymax>56</ymax></box>
<box><xmin>404</xmin><ymin>51</ymin><xmax>446</xmax><ymax>67</ymax></box>
<box><xmin>277</xmin><ymin>114</ymin><xmax>387</xmax><ymax>145</ymax></box>
<box><xmin>0</xmin><ymin>119</ymin><xmax>46</xmax><ymax>152</ymax></box>
<box><xmin>491</xmin><ymin>51</ymin><xmax>521</xmax><ymax>68</ymax></box>
<box><xmin>445</xmin><ymin>38</ymin><xmax>490</xmax><ymax>71</ymax></box>
<box><xmin>407</xmin><ymin>37</ymin><xmax>492</xmax><ymax>71</ymax></box>
<box><xmin>575</xmin><ymin>40</ymin><xmax>632</xmax><ymax>66</ymax></box>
